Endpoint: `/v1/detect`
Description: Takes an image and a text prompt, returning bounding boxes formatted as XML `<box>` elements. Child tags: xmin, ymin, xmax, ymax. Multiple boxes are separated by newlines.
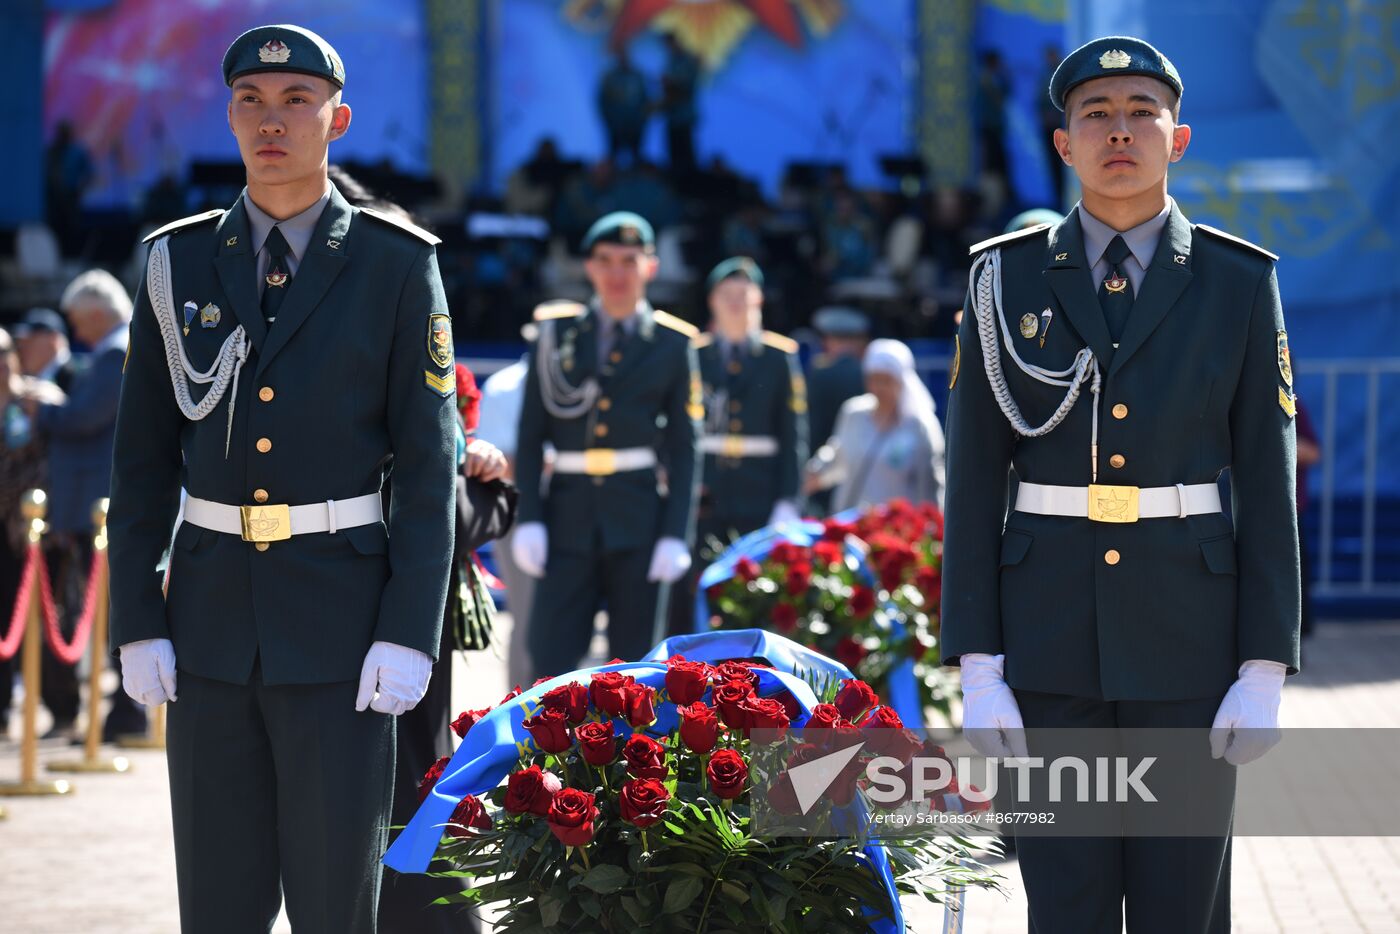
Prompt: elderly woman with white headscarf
<box><xmin>803</xmin><ymin>338</ymin><xmax>945</xmax><ymax>512</ymax></box>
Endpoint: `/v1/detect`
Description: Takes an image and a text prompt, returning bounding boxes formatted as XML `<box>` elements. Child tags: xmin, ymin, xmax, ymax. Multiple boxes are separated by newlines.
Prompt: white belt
<box><xmin>1015</xmin><ymin>481</ymin><xmax>1221</xmax><ymax>523</ymax></box>
<box><xmin>183</xmin><ymin>492</ymin><xmax>383</xmax><ymax>543</ymax></box>
<box><xmin>699</xmin><ymin>435</ymin><xmax>779</xmax><ymax>457</ymax></box>
<box><xmin>552</xmin><ymin>447</ymin><xmax>657</xmax><ymax>477</ymax></box>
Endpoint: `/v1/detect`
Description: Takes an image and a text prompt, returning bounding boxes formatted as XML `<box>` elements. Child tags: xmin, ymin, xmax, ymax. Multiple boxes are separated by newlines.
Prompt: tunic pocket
<box><xmin>1000</xmin><ymin>529</ymin><xmax>1033</xmax><ymax>566</ymax></box>
<box><xmin>1198</xmin><ymin>535</ymin><xmax>1237</xmax><ymax>575</ymax></box>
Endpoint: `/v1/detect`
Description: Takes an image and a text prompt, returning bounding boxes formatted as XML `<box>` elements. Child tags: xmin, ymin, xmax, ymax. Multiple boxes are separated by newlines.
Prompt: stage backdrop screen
<box><xmin>488</xmin><ymin>0</ymin><xmax>917</xmax><ymax>193</ymax></box>
<box><xmin>44</xmin><ymin>0</ymin><xmax>430</xmax><ymax>207</ymax></box>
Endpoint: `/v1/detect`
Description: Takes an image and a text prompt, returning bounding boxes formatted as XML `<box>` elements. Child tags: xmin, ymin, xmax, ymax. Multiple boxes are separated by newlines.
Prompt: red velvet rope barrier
<box><xmin>0</xmin><ymin>543</ymin><xmax>38</xmax><ymax>662</ymax></box>
<box><xmin>39</xmin><ymin>545</ymin><xmax>104</xmax><ymax>666</ymax></box>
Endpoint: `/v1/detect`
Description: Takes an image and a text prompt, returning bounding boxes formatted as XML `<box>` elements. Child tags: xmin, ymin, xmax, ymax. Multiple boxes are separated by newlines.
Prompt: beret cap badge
<box><xmin>1099</xmin><ymin>49</ymin><xmax>1132</xmax><ymax>69</ymax></box>
<box><xmin>258</xmin><ymin>38</ymin><xmax>291</xmax><ymax>64</ymax></box>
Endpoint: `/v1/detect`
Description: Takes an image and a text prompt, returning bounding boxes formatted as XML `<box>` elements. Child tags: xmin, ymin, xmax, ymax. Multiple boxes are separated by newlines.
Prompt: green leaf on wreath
<box><xmin>579</xmin><ymin>863</ymin><xmax>631</xmax><ymax>894</ymax></box>
<box><xmin>539</xmin><ymin>892</ymin><xmax>563</xmax><ymax>927</ymax></box>
<box><xmin>662</xmin><ymin>875</ymin><xmax>704</xmax><ymax>914</ymax></box>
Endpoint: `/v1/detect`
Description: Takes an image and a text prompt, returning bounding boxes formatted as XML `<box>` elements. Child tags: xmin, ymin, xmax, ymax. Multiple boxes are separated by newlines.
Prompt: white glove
<box><xmin>1210</xmin><ymin>659</ymin><xmax>1286</xmax><ymax>765</ymax></box>
<box><xmin>119</xmin><ymin>638</ymin><xmax>178</xmax><ymax>707</ymax></box>
<box><xmin>647</xmin><ymin>536</ymin><xmax>692</xmax><ymax>583</ymax></box>
<box><xmin>355</xmin><ymin>641</ymin><xmax>433</xmax><ymax>716</ymax></box>
<box><xmin>511</xmin><ymin>522</ymin><xmax>548</xmax><ymax>578</ymax></box>
<box><xmin>959</xmin><ymin>653</ymin><xmax>1029</xmax><ymax>760</ymax></box>
<box><xmin>768</xmin><ymin>500</ymin><xmax>801</xmax><ymax>527</ymax></box>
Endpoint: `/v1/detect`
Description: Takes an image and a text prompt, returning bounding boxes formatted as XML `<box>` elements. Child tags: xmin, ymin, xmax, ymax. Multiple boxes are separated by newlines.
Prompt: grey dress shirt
<box><xmin>243</xmin><ymin>186</ymin><xmax>332</xmax><ymax>296</ymax></box>
<box><xmin>1077</xmin><ymin>199</ymin><xmax>1171</xmax><ymax>298</ymax></box>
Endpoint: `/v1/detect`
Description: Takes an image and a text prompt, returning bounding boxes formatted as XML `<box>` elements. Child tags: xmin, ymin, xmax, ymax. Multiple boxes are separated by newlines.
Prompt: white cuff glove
<box><xmin>959</xmin><ymin>653</ymin><xmax>1029</xmax><ymax>759</ymax></box>
<box><xmin>118</xmin><ymin>638</ymin><xmax>178</xmax><ymax>707</ymax></box>
<box><xmin>511</xmin><ymin>521</ymin><xmax>548</xmax><ymax>578</ymax></box>
<box><xmin>355</xmin><ymin>641</ymin><xmax>433</xmax><ymax>716</ymax></box>
<box><xmin>647</xmin><ymin>536</ymin><xmax>692</xmax><ymax>583</ymax></box>
<box><xmin>1210</xmin><ymin>659</ymin><xmax>1286</xmax><ymax>765</ymax></box>
<box><xmin>768</xmin><ymin>500</ymin><xmax>801</xmax><ymax>527</ymax></box>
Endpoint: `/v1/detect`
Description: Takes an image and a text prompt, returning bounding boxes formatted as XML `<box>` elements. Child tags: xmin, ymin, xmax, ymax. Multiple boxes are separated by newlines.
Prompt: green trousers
<box><xmin>167</xmin><ymin>664</ymin><xmax>395</xmax><ymax>933</ymax></box>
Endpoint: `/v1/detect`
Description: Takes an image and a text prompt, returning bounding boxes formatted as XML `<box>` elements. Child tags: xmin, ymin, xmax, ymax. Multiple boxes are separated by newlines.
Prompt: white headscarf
<box><xmin>862</xmin><ymin>338</ymin><xmax>939</xmax><ymax>437</ymax></box>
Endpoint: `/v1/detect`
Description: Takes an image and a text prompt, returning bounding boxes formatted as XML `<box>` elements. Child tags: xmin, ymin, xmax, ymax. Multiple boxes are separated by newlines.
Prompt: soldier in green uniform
<box><xmin>107</xmin><ymin>25</ymin><xmax>456</xmax><ymax>934</ymax></box>
<box><xmin>511</xmin><ymin>212</ymin><xmax>700</xmax><ymax>676</ymax></box>
<box><xmin>940</xmin><ymin>37</ymin><xmax>1300</xmax><ymax>933</ymax></box>
<box><xmin>668</xmin><ymin>256</ymin><xmax>807</xmax><ymax>634</ymax></box>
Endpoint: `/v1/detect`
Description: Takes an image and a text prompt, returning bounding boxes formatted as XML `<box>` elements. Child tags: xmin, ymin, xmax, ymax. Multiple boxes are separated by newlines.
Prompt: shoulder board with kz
<box><xmin>358</xmin><ymin>206</ymin><xmax>442</xmax><ymax>246</ymax></box>
<box><xmin>653</xmin><ymin>309</ymin><xmax>699</xmax><ymax>338</ymax></box>
<box><xmin>760</xmin><ymin>330</ymin><xmax>798</xmax><ymax>354</ymax></box>
<box><xmin>142</xmin><ymin>209</ymin><xmax>225</xmax><ymax>244</ymax></box>
<box><xmin>533</xmin><ymin>301</ymin><xmax>586</xmax><ymax>322</ymax></box>
<box><xmin>1194</xmin><ymin>224</ymin><xmax>1279</xmax><ymax>261</ymax></box>
<box><xmin>968</xmin><ymin>223</ymin><xmax>1051</xmax><ymax>257</ymax></box>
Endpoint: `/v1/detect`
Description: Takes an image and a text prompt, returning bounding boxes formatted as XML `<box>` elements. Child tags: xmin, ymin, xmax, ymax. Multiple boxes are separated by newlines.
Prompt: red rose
<box><xmin>773</xmin><ymin>690</ymin><xmax>802</xmax><ymax>724</ymax></box>
<box><xmin>737</xmin><ymin>695</ymin><xmax>790</xmax><ymax>742</ymax></box>
<box><xmin>860</xmin><ymin>706</ymin><xmax>914</xmax><ymax>758</ymax></box>
<box><xmin>812</xmin><ymin>540</ymin><xmax>843</xmax><ymax>567</ymax></box>
<box><xmin>454</xmin><ymin>364</ymin><xmax>482</xmax><ymax>433</ymax></box>
<box><xmin>822</xmin><ymin>519</ymin><xmax>856</xmax><ymax>542</ymax></box>
<box><xmin>504</xmin><ymin>765</ymin><xmax>562</xmax><ymax>816</ymax></box>
<box><xmin>418</xmin><ymin>755</ymin><xmax>451</xmax><ymax>803</ymax></box>
<box><xmin>735</xmin><ymin>556</ymin><xmax>761</xmax><ymax>582</ymax></box>
<box><xmin>446</xmin><ymin>794</ymin><xmax>492</xmax><ymax>838</ymax></box>
<box><xmin>546</xmin><ymin>788</ymin><xmax>598</xmax><ymax>847</ymax></box>
<box><xmin>705</xmin><ymin>582</ymin><xmax>726</xmax><ymax>602</ymax></box>
<box><xmin>907</xmin><ymin>636</ymin><xmax>929</xmax><ymax>661</ymax></box>
<box><xmin>450</xmin><ymin>707</ymin><xmax>490</xmax><ymax>740</ymax></box>
<box><xmin>540</xmin><ymin>682</ymin><xmax>590</xmax><ymax>725</ymax></box>
<box><xmin>834</xmin><ymin>636</ymin><xmax>868</xmax><ymax>671</ymax></box>
<box><xmin>575</xmin><ymin>720</ymin><xmax>619</xmax><ymax>766</ymax></box>
<box><xmin>522</xmin><ymin>708</ymin><xmax>573</xmax><ymax>754</ymax></box>
<box><xmin>878</xmin><ymin>556</ymin><xmax>905</xmax><ymax>593</ymax></box>
<box><xmin>589</xmin><ymin>672</ymin><xmax>635</xmax><ymax>718</ymax></box>
<box><xmin>621</xmin><ymin>682</ymin><xmax>658</xmax><ymax>728</ymax></box>
<box><xmin>619</xmin><ymin>778</ymin><xmax>672</xmax><ymax>828</ymax></box>
<box><xmin>771</xmin><ymin>602</ymin><xmax>799</xmax><ymax>633</ymax></box>
<box><xmin>768</xmin><ymin>541</ymin><xmax>803</xmax><ymax>565</ymax></box>
<box><xmin>706</xmin><ymin>748</ymin><xmax>748</xmax><ymax>800</ymax></box>
<box><xmin>622</xmin><ymin>734</ymin><xmax>669</xmax><ymax>781</ymax></box>
<box><xmin>805</xmin><ymin>703</ymin><xmax>845</xmax><ymax>730</ymax></box>
<box><xmin>914</xmin><ymin>565</ymin><xmax>940</xmax><ymax>602</ymax></box>
<box><xmin>678</xmin><ymin>702</ymin><xmax>720</xmax><ymax>754</ymax></box>
<box><xmin>712</xmin><ymin>681</ymin><xmax>755</xmax><ymax>730</ymax></box>
<box><xmin>849</xmin><ymin>586</ymin><xmax>876</xmax><ymax>619</ymax></box>
<box><xmin>785</xmin><ymin>562</ymin><xmax>812</xmax><ymax>596</ymax></box>
<box><xmin>834</xmin><ymin>679</ymin><xmax>879</xmax><ymax>721</ymax></box>
<box><xmin>664</xmin><ymin>656</ymin><xmax>712</xmax><ymax>706</ymax></box>
<box><xmin>498</xmin><ymin>686</ymin><xmax>523</xmax><ymax>705</ymax></box>
<box><xmin>714</xmin><ymin>661</ymin><xmax>758</xmax><ymax>686</ymax></box>
<box><xmin>827</xmin><ymin>755</ymin><xmax>866</xmax><ymax>807</ymax></box>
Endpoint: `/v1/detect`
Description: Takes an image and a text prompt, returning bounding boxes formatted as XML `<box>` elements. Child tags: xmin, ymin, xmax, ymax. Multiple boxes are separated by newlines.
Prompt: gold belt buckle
<box><xmin>240</xmin><ymin>504</ymin><xmax>292</xmax><ymax>542</ymax></box>
<box><xmin>722</xmin><ymin>435</ymin><xmax>745</xmax><ymax>458</ymax></box>
<box><xmin>1086</xmin><ymin>484</ymin><xmax>1140</xmax><ymax>523</ymax></box>
<box><xmin>583</xmin><ymin>448</ymin><xmax>617</xmax><ymax>477</ymax></box>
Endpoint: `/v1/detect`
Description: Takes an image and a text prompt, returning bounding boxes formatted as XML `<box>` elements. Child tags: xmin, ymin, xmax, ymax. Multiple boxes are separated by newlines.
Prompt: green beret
<box><xmin>223</xmin><ymin>24</ymin><xmax>346</xmax><ymax>89</ymax></box>
<box><xmin>706</xmin><ymin>256</ymin><xmax>764</xmax><ymax>292</ymax></box>
<box><xmin>1049</xmin><ymin>36</ymin><xmax>1181</xmax><ymax>112</ymax></box>
<box><xmin>581</xmin><ymin>211</ymin><xmax>654</xmax><ymax>253</ymax></box>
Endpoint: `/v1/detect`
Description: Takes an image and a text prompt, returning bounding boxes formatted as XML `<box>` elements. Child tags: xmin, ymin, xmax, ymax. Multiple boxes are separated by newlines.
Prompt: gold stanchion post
<box><xmin>0</xmin><ymin>490</ymin><xmax>73</xmax><ymax>797</ymax></box>
<box><xmin>118</xmin><ymin>701</ymin><xmax>166</xmax><ymax>750</ymax></box>
<box><xmin>50</xmin><ymin>499</ymin><xmax>129</xmax><ymax>775</ymax></box>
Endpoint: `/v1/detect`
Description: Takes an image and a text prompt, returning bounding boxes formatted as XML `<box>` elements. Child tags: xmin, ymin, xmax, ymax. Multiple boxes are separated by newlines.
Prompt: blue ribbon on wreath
<box><xmin>384</xmin><ymin>629</ymin><xmax>905</xmax><ymax>933</ymax></box>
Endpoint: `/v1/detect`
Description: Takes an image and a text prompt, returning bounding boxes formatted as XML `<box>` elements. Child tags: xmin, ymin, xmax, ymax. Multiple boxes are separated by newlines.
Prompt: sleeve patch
<box><xmin>1278</xmin><ymin>386</ymin><xmax>1297</xmax><ymax>419</ymax></box>
<box><xmin>687</xmin><ymin>370</ymin><xmax>705</xmax><ymax>421</ymax></box>
<box><xmin>425</xmin><ymin>369</ymin><xmax>455</xmax><ymax>397</ymax></box>
<box><xmin>428</xmin><ymin>314</ymin><xmax>454</xmax><ymax>369</ymax></box>
<box><xmin>1277</xmin><ymin>330</ymin><xmax>1293</xmax><ymax>388</ymax></box>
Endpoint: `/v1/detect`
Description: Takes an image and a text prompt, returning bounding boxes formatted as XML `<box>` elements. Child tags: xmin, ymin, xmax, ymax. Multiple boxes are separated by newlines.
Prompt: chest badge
<box><xmin>1019</xmin><ymin>313</ymin><xmax>1039</xmax><ymax>340</ymax></box>
<box><xmin>1039</xmin><ymin>308</ymin><xmax>1053</xmax><ymax>348</ymax></box>
<box><xmin>199</xmin><ymin>303</ymin><xmax>221</xmax><ymax>328</ymax></box>
<box><xmin>182</xmin><ymin>301</ymin><xmax>198</xmax><ymax>337</ymax></box>
<box><xmin>265</xmin><ymin>270</ymin><xmax>289</xmax><ymax>288</ymax></box>
<box><xmin>1104</xmin><ymin>273</ymin><xmax>1129</xmax><ymax>294</ymax></box>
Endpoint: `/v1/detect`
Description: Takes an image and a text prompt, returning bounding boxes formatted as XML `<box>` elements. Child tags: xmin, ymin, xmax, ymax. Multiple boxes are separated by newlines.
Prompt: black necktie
<box><xmin>261</xmin><ymin>226</ymin><xmax>293</xmax><ymax>325</ymax></box>
<box><xmin>1098</xmin><ymin>234</ymin><xmax>1134</xmax><ymax>343</ymax></box>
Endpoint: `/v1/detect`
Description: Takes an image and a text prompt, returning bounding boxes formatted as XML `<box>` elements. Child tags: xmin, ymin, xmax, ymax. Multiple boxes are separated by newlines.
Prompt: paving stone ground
<box><xmin>3</xmin><ymin>619</ymin><xmax>1399</xmax><ymax>933</ymax></box>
